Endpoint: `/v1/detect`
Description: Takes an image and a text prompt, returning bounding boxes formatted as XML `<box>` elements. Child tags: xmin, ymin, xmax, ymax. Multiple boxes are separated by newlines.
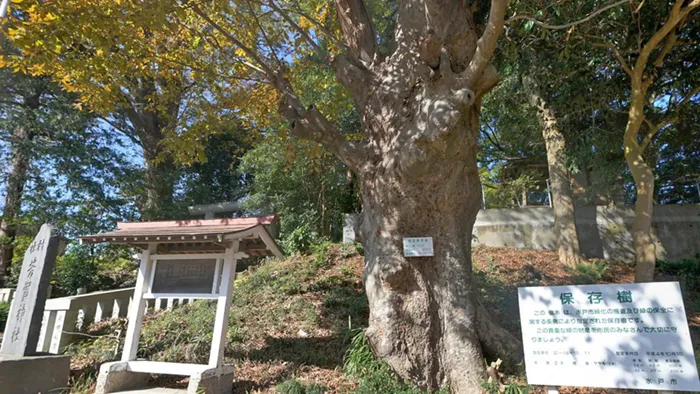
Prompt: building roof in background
<box><xmin>79</xmin><ymin>215</ymin><xmax>282</xmax><ymax>257</ymax></box>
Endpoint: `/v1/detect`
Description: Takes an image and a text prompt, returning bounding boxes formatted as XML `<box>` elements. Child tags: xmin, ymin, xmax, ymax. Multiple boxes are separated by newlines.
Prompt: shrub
<box><xmin>565</xmin><ymin>260</ymin><xmax>609</xmax><ymax>284</ymax></box>
<box><xmin>283</xmin><ymin>225</ymin><xmax>322</xmax><ymax>255</ymax></box>
<box><xmin>276</xmin><ymin>379</ymin><xmax>326</xmax><ymax>394</ymax></box>
<box><xmin>54</xmin><ymin>245</ymin><xmax>99</xmax><ymax>295</ymax></box>
<box><xmin>0</xmin><ymin>301</ymin><xmax>9</xmax><ymax>329</ymax></box>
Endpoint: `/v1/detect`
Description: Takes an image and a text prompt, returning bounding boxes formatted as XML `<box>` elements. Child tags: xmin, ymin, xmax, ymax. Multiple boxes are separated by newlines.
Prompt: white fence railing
<box><xmin>1</xmin><ymin>287</ymin><xmax>193</xmax><ymax>354</ymax></box>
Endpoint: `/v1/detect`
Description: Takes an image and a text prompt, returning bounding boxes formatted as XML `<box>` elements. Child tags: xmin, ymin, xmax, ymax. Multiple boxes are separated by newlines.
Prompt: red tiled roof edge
<box><xmin>116</xmin><ymin>215</ymin><xmax>278</xmax><ymax>230</ymax></box>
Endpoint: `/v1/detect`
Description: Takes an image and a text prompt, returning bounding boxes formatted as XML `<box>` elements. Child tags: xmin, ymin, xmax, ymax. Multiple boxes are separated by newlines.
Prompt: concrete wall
<box><xmin>472</xmin><ymin>204</ymin><xmax>700</xmax><ymax>262</ymax></box>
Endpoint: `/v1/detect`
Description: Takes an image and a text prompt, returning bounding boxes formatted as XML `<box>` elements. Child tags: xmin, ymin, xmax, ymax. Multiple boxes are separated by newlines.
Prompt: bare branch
<box><xmin>330</xmin><ymin>53</ymin><xmax>374</xmax><ymax>108</ymax></box>
<box><xmin>100</xmin><ymin>116</ymin><xmax>139</xmax><ymax>145</ymax></box>
<box><xmin>652</xmin><ymin>28</ymin><xmax>679</xmax><ymax>68</ymax></box>
<box><xmin>506</xmin><ymin>0</ymin><xmax>628</xmax><ymax>30</ymax></box>
<box><xmin>333</xmin><ymin>0</ymin><xmax>376</xmax><ymax>63</ymax></box>
<box><xmin>284</xmin><ymin>2</ymin><xmax>346</xmax><ymax>47</ymax></box>
<box><xmin>463</xmin><ymin>0</ymin><xmax>507</xmax><ymax>86</ymax></box>
<box><xmin>245</xmin><ymin>0</ymin><xmax>284</xmax><ymax>69</ymax></box>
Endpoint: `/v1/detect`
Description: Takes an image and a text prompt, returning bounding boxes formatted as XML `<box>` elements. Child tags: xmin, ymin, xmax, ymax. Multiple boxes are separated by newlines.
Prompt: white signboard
<box><xmin>518</xmin><ymin>282</ymin><xmax>700</xmax><ymax>391</ymax></box>
<box><xmin>403</xmin><ymin>237</ymin><xmax>433</xmax><ymax>257</ymax></box>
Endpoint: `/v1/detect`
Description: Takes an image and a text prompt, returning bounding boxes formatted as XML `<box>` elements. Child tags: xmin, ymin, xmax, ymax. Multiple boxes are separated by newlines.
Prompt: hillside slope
<box><xmin>68</xmin><ymin>243</ymin><xmax>699</xmax><ymax>393</ymax></box>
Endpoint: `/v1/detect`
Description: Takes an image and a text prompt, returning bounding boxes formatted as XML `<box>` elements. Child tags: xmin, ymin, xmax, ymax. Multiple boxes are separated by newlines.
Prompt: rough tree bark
<box><xmin>0</xmin><ymin>125</ymin><xmax>34</xmax><ymax>282</ymax></box>
<box><xmin>281</xmin><ymin>0</ymin><xmax>523</xmax><ymax>391</ymax></box>
<box><xmin>524</xmin><ymin>77</ymin><xmax>581</xmax><ymax>267</ymax></box>
<box><xmin>197</xmin><ymin>0</ymin><xmax>522</xmax><ymax>391</ymax></box>
<box><xmin>610</xmin><ymin>0</ymin><xmax>699</xmax><ymax>282</ymax></box>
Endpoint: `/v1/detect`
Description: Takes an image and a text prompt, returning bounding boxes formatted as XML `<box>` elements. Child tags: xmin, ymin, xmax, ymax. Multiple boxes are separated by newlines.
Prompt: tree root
<box><xmin>476</xmin><ymin>301</ymin><xmax>524</xmax><ymax>372</ymax></box>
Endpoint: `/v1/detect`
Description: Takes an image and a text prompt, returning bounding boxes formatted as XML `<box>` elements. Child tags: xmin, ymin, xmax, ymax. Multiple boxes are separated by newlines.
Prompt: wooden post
<box><xmin>121</xmin><ymin>244</ymin><xmax>155</xmax><ymax>362</ymax></box>
<box><xmin>208</xmin><ymin>241</ymin><xmax>239</xmax><ymax>367</ymax></box>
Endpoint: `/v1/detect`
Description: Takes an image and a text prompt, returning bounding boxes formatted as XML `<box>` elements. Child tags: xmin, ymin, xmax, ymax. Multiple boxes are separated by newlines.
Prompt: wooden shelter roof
<box><xmin>79</xmin><ymin>216</ymin><xmax>283</xmax><ymax>258</ymax></box>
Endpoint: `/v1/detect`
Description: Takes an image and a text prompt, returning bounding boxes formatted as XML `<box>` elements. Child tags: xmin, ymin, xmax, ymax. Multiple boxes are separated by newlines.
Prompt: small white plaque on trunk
<box><xmin>403</xmin><ymin>237</ymin><xmax>434</xmax><ymax>257</ymax></box>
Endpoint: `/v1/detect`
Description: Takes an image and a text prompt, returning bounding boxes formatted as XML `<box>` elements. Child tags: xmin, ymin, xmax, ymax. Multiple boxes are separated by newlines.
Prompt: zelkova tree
<box><xmin>3</xmin><ymin>0</ymin><xmax>524</xmax><ymax>391</ymax></box>
<box><xmin>192</xmin><ymin>1</ymin><xmax>520</xmax><ymax>389</ymax></box>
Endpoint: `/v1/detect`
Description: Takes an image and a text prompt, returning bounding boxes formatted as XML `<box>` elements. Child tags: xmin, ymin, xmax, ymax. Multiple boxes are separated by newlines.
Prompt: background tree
<box><xmin>0</xmin><ymin>57</ymin><xmax>136</xmax><ymax>284</ymax></box>
<box><xmin>2</xmin><ymin>4</ymin><xmax>191</xmax><ymax>220</ymax></box>
<box><xmin>240</xmin><ymin>132</ymin><xmax>357</xmax><ymax>250</ymax></box>
<box><xmin>583</xmin><ymin>0</ymin><xmax>700</xmax><ymax>281</ymax></box>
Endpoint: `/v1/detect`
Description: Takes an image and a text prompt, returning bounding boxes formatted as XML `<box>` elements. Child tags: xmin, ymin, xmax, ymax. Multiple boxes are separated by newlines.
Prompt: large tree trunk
<box><xmin>141</xmin><ymin>141</ymin><xmax>176</xmax><ymax>221</ymax></box>
<box><xmin>273</xmin><ymin>0</ymin><xmax>520</xmax><ymax>391</ymax></box>
<box><xmin>625</xmin><ymin>87</ymin><xmax>656</xmax><ymax>283</ymax></box>
<box><xmin>122</xmin><ymin>78</ymin><xmax>181</xmax><ymax>221</ymax></box>
<box><xmin>525</xmin><ymin>78</ymin><xmax>581</xmax><ymax>266</ymax></box>
<box><xmin>0</xmin><ymin>126</ymin><xmax>33</xmax><ymax>283</ymax></box>
<box><xmin>358</xmin><ymin>145</ymin><xmax>521</xmax><ymax>392</ymax></box>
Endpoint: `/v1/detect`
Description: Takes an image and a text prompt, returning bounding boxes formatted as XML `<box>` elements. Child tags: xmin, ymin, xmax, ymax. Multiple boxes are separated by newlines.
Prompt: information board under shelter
<box><xmin>518</xmin><ymin>282</ymin><xmax>700</xmax><ymax>391</ymax></box>
<box><xmin>151</xmin><ymin>259</ymin><xmax>218</xmax><ymax>294</ymax></box>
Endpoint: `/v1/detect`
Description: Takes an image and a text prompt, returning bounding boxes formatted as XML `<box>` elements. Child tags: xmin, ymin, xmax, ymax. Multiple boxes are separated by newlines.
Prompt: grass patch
<box><xmin>276</xmin><ymin>379</ymin><xmax>327</xmax><ymax>394</ymax></box>
<box><xmin>564</xmin><ymin>260</ymin><xmax>609</xmax><ymax>284</ymax></box>
<box><xmin>344</xmin><ymin>330</ymin><xmax>450</xmax><ymax>394</ymax></box>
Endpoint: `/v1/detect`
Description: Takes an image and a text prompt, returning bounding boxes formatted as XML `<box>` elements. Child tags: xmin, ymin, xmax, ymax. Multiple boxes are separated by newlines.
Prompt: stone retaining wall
<box><xmin>472</xmin><ymin>204</ymin><xmax>700</xmax><ymax>262</ymax></box>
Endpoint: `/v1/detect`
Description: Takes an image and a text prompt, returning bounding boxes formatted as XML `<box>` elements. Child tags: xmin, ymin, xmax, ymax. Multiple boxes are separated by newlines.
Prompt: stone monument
<box><xmin>0</xmin><ymin>224</ymin><xmax>70</xmax><ymax>393</ymax></box>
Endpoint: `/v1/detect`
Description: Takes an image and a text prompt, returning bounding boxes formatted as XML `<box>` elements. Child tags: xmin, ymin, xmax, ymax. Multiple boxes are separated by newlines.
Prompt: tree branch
<box><xmin>101</xmin><ymin>116</ymin><xmax>140</xmax><ymax>145</ymax></box>
<box><xmin>463</xmin><ymin>0</ymin><xmax>507</xmax><ymax>86</ymax></box>
<box><xmin>591</xmin><ymin>42</ymin><xmax>633</xmax><ymax>76</ymax></box>
<box><xmin>245</xmin><ymin>0</ymin><xmax>285</xmax><ymax>70</ymax></box>
<box><xmin>506</xmin><ymin>0</ymin><xmax>628</xmax><ymax>30</ymax></box>
<box><xmin>635</xmin><ymin>0</ymin><xmax>698</xmax><ymax>77</ymax></box>
<box><xmin>191</xmin><ymin>4</ymin><xmax>276</xmax><ymax>78</ymax></box>
<box><xmin>639</xmin><ymin>85</ymin><xmax>699</xmax><ymax>152</ymax></box>
<box><xmin>285</xmin><ymin>2</ymin><xmax>346</xmax><ymax>48</ymax></box>
<box><xmin>481</xmin><ymin>123</ymin><xmax>506</xmax><ymax>153</ymax></box>
<box><xmin>267</xmin><ymin>0</ymin><xmax>329</xmax><ymax>63</ymax></box>
<box><xmin>278</xmin><ymin>88</ymin><xmax>368</xmax><ymax>170</ymax></box>
<box><xmin>333</xmin><ymin>0</ymin><xmax>376</xmax><ymax>63</ymax></box>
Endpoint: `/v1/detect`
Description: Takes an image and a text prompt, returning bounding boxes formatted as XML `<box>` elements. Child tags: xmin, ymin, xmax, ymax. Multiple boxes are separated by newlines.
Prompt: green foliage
<box><xmin>565</xmin><ymin>260</ymin><xmax>610</xmax><ymax>284</ymax></box>
<box><xmin>344</xmin><ymin>330</ymin><xmax>449</xmax><ymax>394</ymax></box>
<box><xmin>481</xmin><ymin>169</ymin><xmax>543</xmax><ymax>209</ymax></box>
<box><xmin>240</xmin><ymin>133</ymin><xmax>357</xmax><ymax>244</ymax></box>
<box><xmin>138</xmin><ymin>301</ymin><xmax>244</xmax><ymax>363</ymax></box>
<box><xmin>481</xmin><ymin>380</ymin><xmax>532</xmax><ymax>394</ymax></box>
<box><xmin>481</xmin><ymin>359</ymin><xmax>532</xmax><ymax>394</ymax></box>
<box><xmin>0</xmin><ymin>301</ymin><xmax>9</xmax><ymax>329</ymax></box>
<box><xmin>283</xmin><ymin>225</ymin><xmax>324</xmax><ymax>255</ymax></box>
<box><xmin>54</xmin><ymin>245</ymin><xmax>99</xmax><ymax>294</ymax></box>
<box><xmin>276</xmin><ymin>379</ymin><xmax>327</xmax><ymax>394</ymax></box>
<box><xmin>343</xmin><ymin>330</ymin><xmax>381</xmax><ymax>378</ymax></box>
<box><xmin>175</xmin><ymin>125</ymin><xmax>257</xmax><ymax>219</ymax></box>
<box><xmin>50</xmin><ymin>244</ymin><xmax>135</xmax><ymax>296</ymax></box>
